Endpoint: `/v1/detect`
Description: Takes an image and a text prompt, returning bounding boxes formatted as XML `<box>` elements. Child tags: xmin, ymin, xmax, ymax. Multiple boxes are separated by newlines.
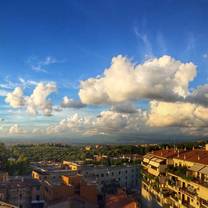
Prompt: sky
<box><xmin>0</xmin><ymin>0</ymin><xmax>208</xmax><ymax>143</ymax></box>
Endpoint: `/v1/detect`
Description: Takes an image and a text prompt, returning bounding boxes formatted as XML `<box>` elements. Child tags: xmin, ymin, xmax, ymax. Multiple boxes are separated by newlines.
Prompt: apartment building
<box><xmin>142</xmin><ymin>145</ymin><xmax>208</xmax><ymax>208</ymax></box>
<box><xmin>0</xmin><ymin>178</ymin><xmax>44</xmax><ymax>208</ymax></box>
<box><xmin>63</xmin><ymin>161</ymin><xmax>140</xmax><ymax>191</ymax></box>
<box><xmin>30</xmin><ymin>160</ymin><xmax>140</xmax><ymax>207</ymax></box>
<box><xmin>32</xmin><ymin>162</ymin><xmax>76</xmax><ymax>182</ymax></box>
<box><xmin>81</xmin><ymin>165</ymin><xmax>139</xmax><ymax>191</ymax></box>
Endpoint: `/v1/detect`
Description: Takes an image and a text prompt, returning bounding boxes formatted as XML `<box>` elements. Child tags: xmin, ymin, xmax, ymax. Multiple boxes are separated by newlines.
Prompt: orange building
<box><xmin>106</xmin><ymin>189</ymin><xmax>139</xmax><ymax>208</ymax></box>
<box><xmin>80</xmin><ymin>180</ymin><xmax>98</xmax><ymax>205</ymax></box>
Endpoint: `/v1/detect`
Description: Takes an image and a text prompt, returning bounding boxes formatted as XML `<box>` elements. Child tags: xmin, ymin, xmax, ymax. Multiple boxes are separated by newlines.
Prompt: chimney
<box><xmin>192</xmin><ymin>146</ymin><xmax>195</xmax><ymax>150</ymax></box>
<box><xmin>198</xmin><ymin>154</ymin><xmax>200</xmax><ymax>161</ymax></box>
<box><xmin>183</xmin><ymin>154</ymin><xmax>186</xmax><ymax>160</ymax></box>
<box><xmin>166</xmin><ymin>146</ymin><xmax>169</xmax><ymax>150</ymax></box>
<box><xmin>177</xmin><ymin>150</ymin><xmax>180</xmax><ymax>158</ymax></box>
<box><xmin>205</xmin><ymin>144</ymin><xmax>208</xmax><ymax>151</ymax></box>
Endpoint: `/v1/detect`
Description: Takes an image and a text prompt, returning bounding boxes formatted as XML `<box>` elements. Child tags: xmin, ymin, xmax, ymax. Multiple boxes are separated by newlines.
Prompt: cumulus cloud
<box><xmin>5</xmin><ymin>87</ymin><xmax>25</xmax><ymax>108</ymax></box>
<box><xmin>79</xmin><ymin>55</ymin><xmax>196</xmax><ymax>104</ymax></box>
<box><xmin>46</xmin><ymin>113</ymin><xmax>94</xmax><ymax>135</ymax></box>
<box><xmin>9</xmin><ymin>124</ymin><xmax>26</xmax><ymax>134</ymax></box>
<box><xmin>187</xmin><ymin>84</ymin><xmax>208</xmax><ymax>106</ymax></box>
<box><xmin>61</xmin><ymin>96</ymin><xmax>86</xmax><ymax>108</ymax></box>
<box><xmin>147</xmin><ymin>101</ymin><xmax>208</xmax><ymax>128</ymax></box>
<box><xmin>5</xmin><ymin>82</ymin><xmax>57</xmax><ymax>116</ymax></box>
<box><xmin>46</xmin><ymin>109</ymin><xmax>147</xmax><ymax>136</ymax></box>
<box><xmin>26</xmin><ymin>82</ymin><xmax>57</xmax><ymax>116</ymax></box>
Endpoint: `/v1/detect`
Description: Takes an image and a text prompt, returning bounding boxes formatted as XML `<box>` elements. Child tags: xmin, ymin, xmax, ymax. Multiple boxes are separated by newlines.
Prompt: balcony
<box><xmin>181</xmin><ymin>201</ymin><xmax>195</xmax><ymax>208</ymax></box>
<box><xmin>167</xmin><ymin>165</ymin><xmax>194</xmax><ymax>181</ymax></box>
<box><xmin>179</xmin><ymin>187</ymin><xmax>196</xmax><ymax>198</ymax></box>
<box><xmin>201</xmin><ymin>199</ymin><xmax>208</xmax><ymax>208</ymax></box>
<box><xmin>191</xmin><ymin>177</ymin><xmax>208</xmax><ymax>188</ymax></box>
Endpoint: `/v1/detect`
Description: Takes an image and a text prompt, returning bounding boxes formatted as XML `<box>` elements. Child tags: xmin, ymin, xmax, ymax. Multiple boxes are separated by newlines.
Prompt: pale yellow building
<box><xmin>142</xmin><ymin>146</ymin><xmax>208</xmax><ymax>208</ymax></box>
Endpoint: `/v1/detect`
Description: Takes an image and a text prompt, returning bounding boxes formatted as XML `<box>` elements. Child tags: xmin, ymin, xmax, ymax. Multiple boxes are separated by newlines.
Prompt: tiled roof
<box><xmin>151</xmin><ymin>149</ymin><xmax>178</xmax><ymax>158</ymax></box>
<box><xmin>106</xmin><ymin>190</ymin><xmax>137</xmax><ymax>208</ymax></box>
<box><xmin>175</xmin><ymin>149</ymin><xmax>208</xmax><ymax>165</ymax></box>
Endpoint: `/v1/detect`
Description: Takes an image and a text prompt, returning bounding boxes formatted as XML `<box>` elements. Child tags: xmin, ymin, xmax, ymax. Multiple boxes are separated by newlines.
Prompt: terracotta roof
<box><xmin>174</xmin><ymin>149</ymin><xmax>208</xmax><ymax>165</ymax></box>
<box><xmin>151</xmin><ymin>149</ymin><xmax>178</xmax><ymax>158</ymax></box>
<box><xmin>106</xmin><ymin>190</ymin><xmax>138</xmax><ymax>208</ymax></box>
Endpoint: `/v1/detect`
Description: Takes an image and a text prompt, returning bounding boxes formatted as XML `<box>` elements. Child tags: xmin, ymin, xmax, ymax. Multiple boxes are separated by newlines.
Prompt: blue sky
<box><xmin>0</xmin><ymin>0</ymin><xmax>208</xmax><ymax>142</ymax></box>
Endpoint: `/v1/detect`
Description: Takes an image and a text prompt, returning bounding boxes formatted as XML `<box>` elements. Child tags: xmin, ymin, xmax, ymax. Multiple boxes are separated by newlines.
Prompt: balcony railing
<box><xmin>179</xmin><ymin>187</ymin><xmax>196</xmax><ymax>198</ymax></box>
<box><xmin>201</xmin><ymin>199</ymin><xmax>208</xmax><ymax>208</ymax></box>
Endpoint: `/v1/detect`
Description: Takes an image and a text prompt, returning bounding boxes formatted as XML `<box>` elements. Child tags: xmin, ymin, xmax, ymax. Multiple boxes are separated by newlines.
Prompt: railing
<box><xmin>179</xmin><ymin>187</ymin><xmax>196</xmax><ymax>198</ymax></box>
<box><xmin>181</xmin><ymin>201</ymin><xmax>195</xmax><ymax>208</ymax></box>
<box><xmin>201</xmin><ymin>199</ymin><xmax>208</xmax><ymax>208</ymax></box>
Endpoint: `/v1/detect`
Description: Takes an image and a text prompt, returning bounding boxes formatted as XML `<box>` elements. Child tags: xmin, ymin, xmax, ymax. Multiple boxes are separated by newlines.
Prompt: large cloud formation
<box><xmin>9</xmin><ymin>124</ymin><xmax>26</xmax><ymax>134</ymax></box>
<box><xmin>3</xmin><ymin>55</ymin><xmax>208</xmax><ymax>139</ymax></box>
<box><xmin>79</xmin><ymin>55</ymin><xmax>197</xmax><ymax>104</ymax></box>
<box><xmin>46</xmin><ymin>109</ymin><xmax>147</xmax><ymax>136</ymax></box>
<box><xmin>5</xmin><ymin>82</ymin><xmax>56</xmax><ymax>116</ymax></box>
<box><xmin>5</xmin><ymin>87</ymin><xmax>25</xmax><ymax>108</ymax></box>
<box><xmin>147</xmin><ymin>101</ymin><xmax>208</xmax><ymax>128</ymax></box>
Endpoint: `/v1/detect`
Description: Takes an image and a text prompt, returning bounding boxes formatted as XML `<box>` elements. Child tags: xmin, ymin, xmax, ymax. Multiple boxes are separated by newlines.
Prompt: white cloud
<box><xmin>79</xmin><ymin>55</ymin><xmax>196</xmax><ymax>104</ymax></box>
<box><xmin>46</xmin><ymin>109</ymin><xmax>147</xmax><ymax>136</ymax></box>
<box><xmin>187</xmin><ymin>84</ymin><xmax>208</xmax><ymax>106</ymax></box>
<box><xmin>61</xmin><ymin>96</ymin><xmax>86</xmax><ymax>108</ymax></box>
<box><xmin>27</xmin><ymin>56</ymin><xmax>60</xmax><ymax>73</ymax></box>
<box><xmin>147</xmin><ymin>101</ymin><xmax>208</xmax><ymax>128</ymax></box>
<box><xmin>134</xmin><ymin>27</ymin><xmax>153</xmax><ymax>58</ymax></box>
<box><xmin>5</xmin><ymin>87</ymin><xmax>25</xmax><ymax>108</ymax></box>
<box><xmin>5</xmin><ymin>82</ymin><xmax>57</xmax><ymax>116</ymax></box>
<box><xmin>26</xmin><ymin>82</ymin><xmax>57</xmax><ymax>116</ymax></box>
<box><xmin>9</xmin><ymin>124</ymin><xmax>26</xmax><ymax>134</ymax></box>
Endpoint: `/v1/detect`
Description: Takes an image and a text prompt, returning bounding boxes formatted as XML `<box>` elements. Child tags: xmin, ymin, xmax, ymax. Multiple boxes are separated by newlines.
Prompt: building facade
<box><xmin>142</xmin><ymin>146</ymin><xmax>208</xmax><ymax>208</ymax></box>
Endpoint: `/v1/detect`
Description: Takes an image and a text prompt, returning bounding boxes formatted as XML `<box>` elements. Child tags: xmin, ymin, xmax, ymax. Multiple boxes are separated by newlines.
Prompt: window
<box><xmin>36</xmin><ymin>195</ymin><xmax>40</xmax><ymax>200</ymax></box>
<box><xmin>45</xmin><ymin>187</ymin><xmax>48</xmax><ymax>192</ymax></box>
